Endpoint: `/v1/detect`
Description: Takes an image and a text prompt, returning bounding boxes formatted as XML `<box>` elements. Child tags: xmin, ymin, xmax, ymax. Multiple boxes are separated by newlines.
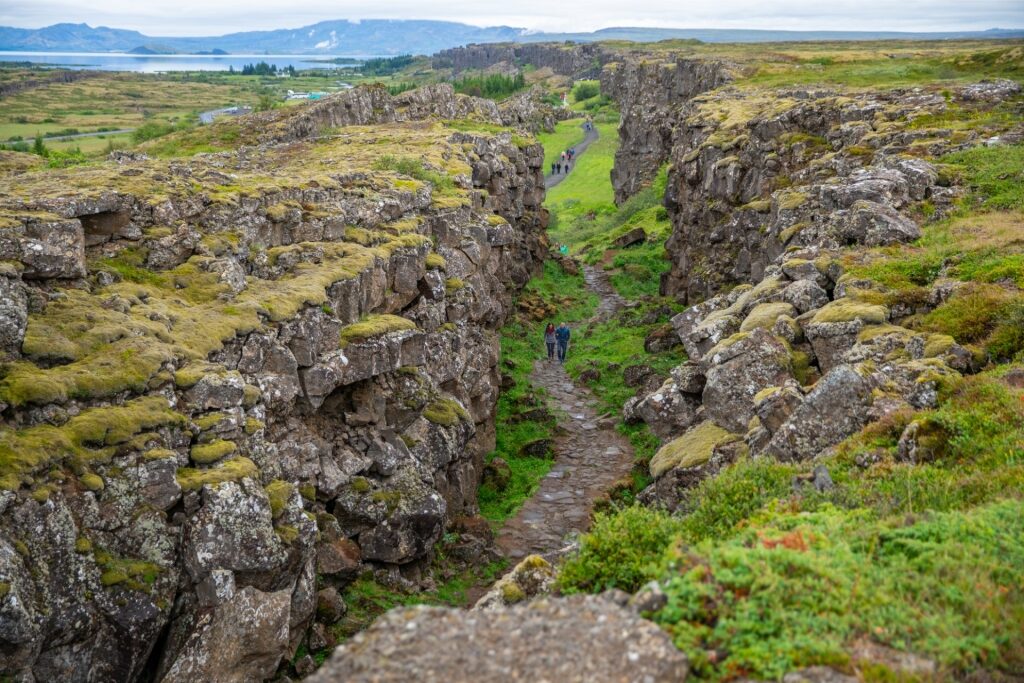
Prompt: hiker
<box><xmin>556</xmin><ymin>162</ymin><xmax>562</xmax><ymax>174</ymax></box>
<box><xmin>555</xmin><ymin>322</ymin><xmax>571</xmax><ymax>363</ymax></box>
<box><xmin>544</xmin><ymin>323</ymin><xmax>556</xmax><ymax>361</ymax></box>
<box><xmin>550</xmin><ymin>162</ymin><xmax>556</xmax><ymax>175</ymax></box>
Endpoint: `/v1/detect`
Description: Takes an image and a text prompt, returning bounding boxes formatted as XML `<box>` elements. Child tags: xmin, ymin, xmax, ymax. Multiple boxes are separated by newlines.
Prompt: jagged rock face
<box><xmin>623</xmin><ymin>80</ymin><xmax>1018</xmax><ymax>511</ymax></box>
<box><xmin>661</xmin><ymin>87</ymin><xmax>983</xmax><ymax>304</ymax></box>
<box><xmin>0</xmin><ymin>85</ymin><xmax>546</xmax><ymax>680</ymax></box>
<box><xmin>600</xmin><ymin>56</ymin><xmax>733</xmax><ymax>203</ymax></box>
<box><xmin>310</xmin><ymin>594</ymin><xmax>689</xmax><ymax>682</ymax></box>
<box><xmin>433</xmin><ymin>42</ymin><xmax>610</xmax><ymax>79</ymax></box>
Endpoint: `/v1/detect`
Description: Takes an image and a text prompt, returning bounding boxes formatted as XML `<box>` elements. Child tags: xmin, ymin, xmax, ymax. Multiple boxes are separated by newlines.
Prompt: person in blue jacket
<box><xmin>555</xmin><ymin>322</ymin><xmax>571</xmax><ymax>363</ymax></box>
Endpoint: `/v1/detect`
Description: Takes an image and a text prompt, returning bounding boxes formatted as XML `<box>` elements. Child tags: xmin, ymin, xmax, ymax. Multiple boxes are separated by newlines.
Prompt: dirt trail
<box><xmin>544</xmin><ymin>123</ymin><xmax>599</xmax><ymax>190</ymax></box>
<box><xmin>494</xmin><ymin>264</ymin><xmax>635</xmax><ymax>564</ymax></box>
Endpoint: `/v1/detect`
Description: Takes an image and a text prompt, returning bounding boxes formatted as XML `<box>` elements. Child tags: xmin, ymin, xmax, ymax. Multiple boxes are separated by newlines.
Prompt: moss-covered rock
<box><xmin>650</xmin><ymin>421</ymin><xmax>739</xmax><ymax>478</ymax></box>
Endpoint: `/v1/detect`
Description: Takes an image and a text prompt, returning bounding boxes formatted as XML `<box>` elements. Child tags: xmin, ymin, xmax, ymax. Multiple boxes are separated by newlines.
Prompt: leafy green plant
<box><xmin>558</xmin><ymin>505</ymin><xmax>682</xmax><ymax>594</ymax></box>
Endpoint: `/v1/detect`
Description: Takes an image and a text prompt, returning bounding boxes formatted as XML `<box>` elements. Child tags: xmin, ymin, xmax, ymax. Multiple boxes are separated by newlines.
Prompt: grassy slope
<box><xmin>540</xmin><ymin>119</ymin><xmax>588</xmax><ymax>170</ymax></box>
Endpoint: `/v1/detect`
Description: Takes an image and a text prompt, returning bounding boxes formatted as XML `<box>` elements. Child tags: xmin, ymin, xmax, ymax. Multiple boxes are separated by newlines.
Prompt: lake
<box><xmin>0</xmin><ymin>51</ymin><xmax>370</xmax><ymax>72</ymax></box>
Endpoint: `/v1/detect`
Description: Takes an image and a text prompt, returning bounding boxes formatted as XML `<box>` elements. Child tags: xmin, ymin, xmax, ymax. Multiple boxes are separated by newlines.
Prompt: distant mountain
<box><xmin>0</xmin><ymin>20</ymin><xmax>527</xmax><ymax>55</ymax></box>
<box><xmin>0</xmin><ymin>20</ymin><xmax>1021</xmax><ymax>56</ymax></box>
<box><xmin>0</xmin><ymin>22</ymin><xmax>147</xmax><ymax>51</ymax></box>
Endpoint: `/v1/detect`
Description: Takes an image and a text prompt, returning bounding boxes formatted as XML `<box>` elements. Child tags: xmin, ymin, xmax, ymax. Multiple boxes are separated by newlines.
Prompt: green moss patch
<box><xmin>189</xmin><ymin>439</ymin><xmax>237</xmax><ymax>465</ymax></box>
<box><xmin>176</xmin><ymin>456</ymin><xmax>258</xmax><ymax>491</ymax></box>
<box><xmin>0</xmin><ymin>395</ymin><xmax>185</xmax><ymax>489</ymax></box>
<box><xmin>264</xmin><ymin>481</ymin><xmax>296</xmax><ymax>518</ymax></box>
<box><xmin>650</xmin><ymin>421</ymin><xmax>739</xmax><ymax>478</ymax></box>
<box><xmin>811</xmin><ymin>299</ymin><xmax>889</xmax><ymax>325</ymax></box>
<box><xmin>423</xmin><ymin>398</ymin><xmax>470</xmax><ymax>427</ymax></box>
<box><xmin>338</xmin><ymin>314</ymin><xmax>417</xmax><ymax>348</ymax></box>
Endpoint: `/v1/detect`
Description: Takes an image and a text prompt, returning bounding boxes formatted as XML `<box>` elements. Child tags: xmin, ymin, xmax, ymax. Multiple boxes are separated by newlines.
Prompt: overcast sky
<box><xmin>5</xmin><ymin>0</ymin><xmax>1023</xmax><ymax>36</ymax></box>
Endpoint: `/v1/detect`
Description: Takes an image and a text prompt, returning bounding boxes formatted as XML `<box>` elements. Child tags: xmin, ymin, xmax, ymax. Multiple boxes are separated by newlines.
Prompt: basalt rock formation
<box><xmin>623</xmin><ymin>77</ymin><xmax>1023</xmax><ymax>510</ymax></box>
<box><xmin>600</xmin><ymin>55</ymin><xmax>734</xmax><ymax>203</ymax></box>
<box><xmin>433</xmin><ymin>42</ymin><xmax>610</xmax><ymax>79</ymax></box>
<box><xmin>0</xmin><ymin>84</ymin><xmax>546</xmax><ymax>681</ymax></box>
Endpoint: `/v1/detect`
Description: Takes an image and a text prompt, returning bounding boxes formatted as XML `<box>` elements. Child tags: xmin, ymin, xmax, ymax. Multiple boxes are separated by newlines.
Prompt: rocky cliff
<box><xmin>432</xmin><ymin>43</ymin><xmax>610</xmax><ymax>79</ymax></box>
<box><xmin>623</xmin><ymin>77</ymin><xmax>1023</xmax><ymax>509</ymax></box>
<box><xmin>0</xmin><ymin>84</ymin><xmax>546</xmax><ymax>681</ymax></box>
<box><xmin>600</xmin><ymin>55</ymin><xmax>734</xmax><ymax>203</ymax></box>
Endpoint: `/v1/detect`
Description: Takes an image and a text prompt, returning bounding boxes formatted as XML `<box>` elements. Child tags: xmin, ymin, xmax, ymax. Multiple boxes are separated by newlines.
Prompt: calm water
<box><xmin>0</xmin><ymin>51</ymin><xmax>369</xmax><ymax>72</ymax></box>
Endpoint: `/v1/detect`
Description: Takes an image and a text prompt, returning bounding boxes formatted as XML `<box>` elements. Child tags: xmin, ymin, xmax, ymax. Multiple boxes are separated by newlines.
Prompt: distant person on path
<box><xmin>544</xmin><ymin>323</ymin><xmax>556</xmax><ymax>361</ymax></box>
<box><xmin>550</xmin><ymin>162</ymin><xmax>556</xmax><ymax>175</ymax></box>
<box><xmin>556</xmin><ymin>162</ymin><xmax>562</xmax><ymax>174</ymax></box>
<box><xmin>555</xmin><ymin>322</ymin><xmax>571</xmax><ymax>363</ymax></box>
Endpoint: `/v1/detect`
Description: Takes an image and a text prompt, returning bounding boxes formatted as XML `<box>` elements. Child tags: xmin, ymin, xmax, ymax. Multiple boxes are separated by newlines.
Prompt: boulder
<box><xmin>309</xmin><ymin>595</ymin><xmax>689</xmax><ymax>683</ymax></box>
<box><xmin>612</xmin><ymin>227</ymin><xmax>646</xmax><ymax>248</ymax></box>
<box><xmin>332</xmin><ymin>467</ymin><xmax>446</xmax><ymax>565</ymax></box>
<box><xmin>159</xmin><ymin>586</ymin><xmax>292</xmax><ymax>683</ymax></box>
<box><xmin>482</xmin><ymin>457</ymin><xmax>512</xmax><ymax>491</ymax></box>
<box><xmin>649</xmin><ymin>420</ymin><xmax>739</xmax><ymax>478</ymax></box>
<box><xmin>474</xmin><ymin>555</ymin><xmax>555</xmax><ymax>611</ymax></box>
<box><xmin>644</xmin><ymin>324</ymin><xmax>679</xmax><ymax>353</ymax></box>
<box><xmin>765</xmin><ymin>365</ymin><xmax>874</xmax><ymax>461</ymax></box>
<box><xmin>781</xmin><ymin>279</ymin><xmax>829</xmax><ymax>314</ymax></box>
<box><xmin>623</xmin><ymin>364</ymin><xmax>655</xmax><ymax>388</ymax></box>
<box><xmin>181</xmin><ymin>479</ymin><xmax>288</xmax><ymax>583</ymax></box>
<box><xmin>701</xmin><ymin>328</ymin><xmax>794</xmax><ymax>433</ymax></box>
<box><xmin>632</xmin><ymin>377</ymin><xmax>701</xmax><ymax>440</ymax></box>
<box><xmin>0</xmin><ymin>274</ymin><xmax>27</xmax><ymax>358</ymax></box>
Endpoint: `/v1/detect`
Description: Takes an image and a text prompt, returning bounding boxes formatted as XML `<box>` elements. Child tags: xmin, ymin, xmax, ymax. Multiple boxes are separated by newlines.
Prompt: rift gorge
<box><xmin>0</xmin><ymin>31</ymin><xmax>1022</xmax><ymax>683</ymax></box>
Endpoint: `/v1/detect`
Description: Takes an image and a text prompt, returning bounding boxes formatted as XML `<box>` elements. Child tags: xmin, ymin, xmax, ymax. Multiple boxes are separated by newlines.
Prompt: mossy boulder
<box><xmin>650</xmin><ymin>421</ymin><xmax>739</xmax><ymax>478</ymax></box>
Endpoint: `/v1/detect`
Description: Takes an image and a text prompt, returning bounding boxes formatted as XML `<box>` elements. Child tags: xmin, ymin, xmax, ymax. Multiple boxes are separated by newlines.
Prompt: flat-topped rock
<box><xmin>310</xmin><ymin>595</ymin><xmax>689</xmax><ymax>683</ymax></box>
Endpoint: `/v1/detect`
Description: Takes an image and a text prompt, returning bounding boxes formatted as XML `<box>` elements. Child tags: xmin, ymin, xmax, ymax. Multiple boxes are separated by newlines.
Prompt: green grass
<box><xmin>740</xmin><ymin>44</ymin><xmax>1024</xmax><ymax>89</ymax></box>
<box><xmin>558</xmin><ymin>369</ymin><xmax>1024</xmax><ymax>680</ymax></box>
<box><xmin>331</xmin><ymin>558</ymin><xmax>507</xmax><ymax>643</ymax></box>
<box><xmin>544</xmin><ymin>120</ymin><xmax>618</xmax><ymax>221</ymax></box>
<box><xmin>656</xmin><ymin>500</ymin><xmax>1024</xmax><ymax>679</ymax></box>
<box><xmin>943</xmin><ymin>143</ymin><xmax>1024</xmax><ymax>211</ymax></box>
<box><xmin>537</xmin><ymin>118</ymin><xmax>588</xmax><ymax>172</ymax></box>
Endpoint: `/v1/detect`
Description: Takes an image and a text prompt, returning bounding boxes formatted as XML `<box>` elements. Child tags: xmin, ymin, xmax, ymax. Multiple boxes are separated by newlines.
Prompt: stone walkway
<box><xmin>544</xmin><ymin>123</ymin><xmax>599</xmax><ymax>190</ymax></box>
<box><xmin>582</xmin><ymin>264</ymin><xmax>629</xmax><ymax>319</ymax></box>
<box><xmin>493</xmin><ymin>263</ymin><xmax>635</xmax><ymax>564</ymax></box>
<box><xmin>494</xmin><ymin>359</ymin><xmax>636</xmax><ymax>563</ymax></box>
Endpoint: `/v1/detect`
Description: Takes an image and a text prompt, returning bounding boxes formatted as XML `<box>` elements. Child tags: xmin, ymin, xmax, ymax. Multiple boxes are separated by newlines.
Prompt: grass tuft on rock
<box><xmin>338</xmin><ymin>314</ymin><xmax>417</xmax><ymax>348</ymax></box>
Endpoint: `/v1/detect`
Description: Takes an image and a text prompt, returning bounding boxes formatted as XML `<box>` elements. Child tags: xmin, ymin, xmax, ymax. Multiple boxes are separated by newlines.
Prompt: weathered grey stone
<box><xmin>160</xmin><ymin>586</ymin><xmax>292</xmax><ymax>683</ymax></box>
<box><xmin>765</xmin><ymin>365</ymin><xmax>874</xmax><ymax>461</ymax></box>
<box><xmin>633</xmin><ymin>377</ymin><xmax>702</xmax><ymax>440</ymax></box>
<box><xmin>781</xmin><ymin>279</ymin><xmax>829</xmax><ymax>314</ymax></box>
<box><xmin>182</xmin><ymin>480</ymin><xmax>288</xmax><ymax>582</ymax></box>
<box><xmin>473</xmin><ymin>554</ymin><xmax>555</xmax><ymax>611</ymax></box>
<box><xmin>0</xmin><ymin>275</ymin><xmax>27</xmax><ymax>358</ymax></box>
<box><xmin>310</xmin><ymin>595</ymin><xmax>689</xmax><ymax>683</ymax></box>
<box><xmin>702</xmin><ymin>328</ymin><xmax>794</xmax><ymax>433</ymax></box>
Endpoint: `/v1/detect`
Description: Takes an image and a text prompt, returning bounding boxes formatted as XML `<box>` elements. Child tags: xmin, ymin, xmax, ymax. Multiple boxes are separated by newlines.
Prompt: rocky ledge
<box><xmin>623</xmin><ymin>78</ymin><xmax>1023</xmax><ymax>510</ymax></box>
<box><xmin>0</xmin><ymin>85</ymin><xmax>546</xmax><ymax>680</ymax></box>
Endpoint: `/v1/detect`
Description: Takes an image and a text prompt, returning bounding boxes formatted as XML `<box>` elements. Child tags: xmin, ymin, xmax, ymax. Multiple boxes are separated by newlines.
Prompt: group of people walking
<box><xmin>550</xmin><ymin>147</ymin><xmax>576</xmax><ymax>176</ymax></box>
<box><xmin>544</xmin><ymin>322</ymin><xmax>572</xmax><ymax>363</ymax></box>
